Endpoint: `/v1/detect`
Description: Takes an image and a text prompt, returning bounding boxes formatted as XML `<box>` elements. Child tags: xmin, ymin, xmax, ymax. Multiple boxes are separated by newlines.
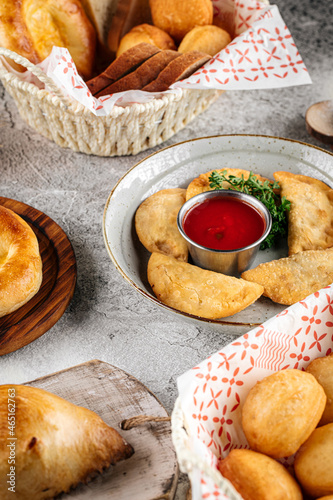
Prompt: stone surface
<box><xmin>0</xmin><ymin>0</ymin><xmax>332</xmax><ymax>497</ymax></box>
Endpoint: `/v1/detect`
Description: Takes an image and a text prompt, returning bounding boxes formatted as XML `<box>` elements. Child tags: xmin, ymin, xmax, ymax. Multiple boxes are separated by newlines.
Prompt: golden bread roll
<box><xmin>294</xmin><ymin>423</ymin><xmax>333</xmax><ymax>497</ymax></box>
<box><xmin>306</xmin><ymin>353</ymin><xmax>333</xmax><ymax>426</ymax></box>
<box><xmin>316</xmin><ymin>496</ymin><xmax>333</xmax><ymax>500</ymax></box>
<box><xmin>95</xmin><ymin>48</ymin><xmax>180</xmax><ymax>96</ymax></box>
<box><xmin>0</xmin><ymin>205</ymin><xmax>42</xmax><ymax>318</ymax></box>
<box><xmin>87</xmin><ymin>42</ymin><xmax>160</xmax><ymax>96</ymax></box>
<box><xmin>241</xmin><ymin>369</ymin><xmax>326</xmax><ymax>458</ymax></box>
<box><xmin>142</xmin><ymin>51</ymin><xmax>211</xmax><ymax>92</ymax></box>
<box><xmin>117</xmin><ymin>23</ymin><xmax>176</xmax><ymax>57</ymax></box>
<box><xmin>147</xmin><ymin>252</ymin><xmax>264</xmax><ymax>319</ymax></box>
<box><xmin>149</xmin><ymin>0</ymin><xmax>213</xmax><ymax>43</ymax></box>
<box><xmin>178</xmin><ymin>25</ymin><xmax>231</xmax><ymax>56</ymax></box>
<box><xmin>218</xmin><ymin>449</ymin><xmax>302</xmax><ymax>500</ymax></box>
<box><xmin>135</xmin><ymin>188</ymin><xmax>188</xmax><ymax>261</ymax></box>
<box><xmin>0</xmin><ymin>0</ymin><xmax>96</xmax><ymax>79</ymax></box>
<box><xmin>0</xmin><ymin>384</ymin><xmax>134</xmax><ymax>500</ymax></box>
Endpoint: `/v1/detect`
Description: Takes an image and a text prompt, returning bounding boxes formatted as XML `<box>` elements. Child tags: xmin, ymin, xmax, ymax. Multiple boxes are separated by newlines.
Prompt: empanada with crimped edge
<box><xmin>135</xmin><ymin>188</ymin><xmax>188</xmax><ymax>261</ymax></box>
<box><xmin>0</xmin><ymin>384</ymin><xmax>133</xmax><ymax>500</ymax></box>
<box><xmin>147</xmin><ymin>252</ymin><xmax>264</xmax><ymax>319</ymax></box>
<box><xmin>274</xmin><ymin>171</ymin><xmax>333</xmax><ymax>255</ymax></box>
<box><xmin>241</xmin><ymin>247</ymin><xmax>333</xmax><ymax>305</ymax></box>
<box><xmin>185</xmin><ymin>168</ymin><xmax>273</xmax><ymax>201</ymax></box>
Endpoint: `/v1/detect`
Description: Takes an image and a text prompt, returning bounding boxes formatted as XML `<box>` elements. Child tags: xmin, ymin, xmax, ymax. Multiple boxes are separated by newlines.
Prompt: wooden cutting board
<box><xmin>26</xmin><ymin>360</ymin><xmax>179</xmax><ymax>499</ymax></box>
<box><xmin>0</xmin><ymin>197</ymin><xmax>76</xmax><ymax>355</ymax></box>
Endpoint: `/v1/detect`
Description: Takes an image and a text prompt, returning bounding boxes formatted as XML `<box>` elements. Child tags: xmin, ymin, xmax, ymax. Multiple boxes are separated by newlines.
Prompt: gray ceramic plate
<box><xmin>103</xmin><ymin>135</ymin><xmax>333</xmax><ymax>332</ymax></box>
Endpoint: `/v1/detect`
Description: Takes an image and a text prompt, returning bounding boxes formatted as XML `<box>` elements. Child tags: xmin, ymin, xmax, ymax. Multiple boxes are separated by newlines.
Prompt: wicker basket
<box><xmin>0</xmin><ymin>47</ymin><xmax>222</xmax><ymax>157</ymax></box>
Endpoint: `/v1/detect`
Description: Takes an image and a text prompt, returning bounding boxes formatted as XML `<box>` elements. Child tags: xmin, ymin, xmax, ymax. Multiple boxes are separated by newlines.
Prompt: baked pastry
<box><xmin>150</xmin><ymin>0</ymin><xmax>213</xmax><ymax>43</ymax></box>
<box><xmin>0</xmin><ymin>0</ymin><xmax>96</xmax><ymax>79</ymax></box>
<box><xmin>186</xmin><ymin>168</ymin><xmax>272</xmax><ymax>201</ymax></box>
<box><xmin>273</xmin><ymin>171</ymin><xmax>333</xmax><ymax>255</ymax></box>
<box><xmin>241</xmin><ymin>247</ymin><xmax>333</xmax><ymax>305</ymax></box>
<box><xmin>241</xmin><ymin>369</ymin><xmax>326</xmax><ymax>458</ymax></box>
<box><xmin>294</xmin><ymin>423</ymin><xmax>333</xmax><ymax>497</ymax></box>
<box><xmin>306</xmin><ymin>353</ymin><xmax>333</xmax><ymax>426</ymax></box>
<box><xmin>147</xmin><ymin>252</ymin><xmax>264</xmax><ymax>319</ymax></box>
<box><xmin>0</xmin><ymin>205</ymin><xmax>42</xmax><ymax>317</ymax></box>
<box><xmin>218</xmin><ymin>449</ymin><xmax>302</xmax><ymax>500</ymax></box>
<box><xmin>87</xmin><ymin>42</ymin><xmax>160</xmax><ymax>95</ymax></box>
<box><xmin>178</xmin><ymin>25</ymin><xmax>231</xmax><ymax>56</ymax></box>
<box><xmin>117</xmin><ymin>23</ymin><xmax>176</xmax><ymax>57</ymax></box>
<box><xmin>135</xmin><ymin>188</ymin><xmax>188</xmax><ymax>261</ymax></box>
<box><xmin>142</xmin><ymin>51</ymin><xmax>211</xmax><ymax>92</ymax></box>
<box><xmin>95</xmin><ymin>48</ymin><xmax>180</xmax><ymax>96</ymax></box>
<box><xmin>0</xmin><ymin>384</ymin><xmax>134</xmax><ymax>500</ymax></box>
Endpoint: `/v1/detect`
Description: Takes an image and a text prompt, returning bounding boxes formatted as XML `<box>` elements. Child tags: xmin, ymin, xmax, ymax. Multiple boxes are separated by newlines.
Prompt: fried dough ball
<box><xmin>294</xmin><ymin>423</ymin><xmax>333</xmax><ymax>497</ymax></box>
<box><xmin>241</xmin><ymin>369</ymin><xmax>326</xmax><ymax>458</ymax></box>
<box><xmin>218</xmin><ymin>449</ymin><xmax>302</xmax><ymax>500</ymax></box>
<box><xmin>306</xmin><ymin>353</ymin><xmax>333</xmax><ymax>426</ymax></box>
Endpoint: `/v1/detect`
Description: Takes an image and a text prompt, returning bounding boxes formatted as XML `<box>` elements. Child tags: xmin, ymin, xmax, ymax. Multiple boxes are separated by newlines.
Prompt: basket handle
<box><xmin>0</xmin><ymin>47</ymin><xmax>69</xmax><ymax>107</ymax></box>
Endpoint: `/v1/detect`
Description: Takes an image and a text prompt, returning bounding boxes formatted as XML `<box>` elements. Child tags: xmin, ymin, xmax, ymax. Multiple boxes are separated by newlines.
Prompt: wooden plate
<box><xmin>25</xmin><ymin>359</ymin><xmax>179</xmax><ymax>500</ymax></box>
<box><xmin>0</xmin><ymin>197</ymin><xmax>77</xmax><ymax>355</ymax></box>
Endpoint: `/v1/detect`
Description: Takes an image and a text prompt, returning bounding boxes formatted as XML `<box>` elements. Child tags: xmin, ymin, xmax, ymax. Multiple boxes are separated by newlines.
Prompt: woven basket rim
<box><xmin>0</xmin><ymin>49</ymin><xmax>188</xmax><ymax>118</ymax></box>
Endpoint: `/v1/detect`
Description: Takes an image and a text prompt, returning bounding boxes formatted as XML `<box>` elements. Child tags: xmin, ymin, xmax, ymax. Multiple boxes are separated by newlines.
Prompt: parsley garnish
<box><xmin>208</xmin><ymin>170</ymin><xmax>290</xmax><ymax>250</ymax></box>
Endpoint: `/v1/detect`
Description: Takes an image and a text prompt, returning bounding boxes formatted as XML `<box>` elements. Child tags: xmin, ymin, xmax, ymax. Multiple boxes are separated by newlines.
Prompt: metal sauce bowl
<box><xmin>177</xmin><ymin>190</ymin><xmax>272</xmax><ymax>276</ymax></box>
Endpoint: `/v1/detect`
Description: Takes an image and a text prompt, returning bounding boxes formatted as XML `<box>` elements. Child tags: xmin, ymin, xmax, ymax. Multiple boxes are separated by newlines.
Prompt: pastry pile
<box><xmin>219</xmin><ymin>355</ymin><xmax>333</xmax><ymax>499</ymax></box>
<box><xmin>0</xmin><ymin>205</ymin><xmax>42</xmax><ymax>317</ymax></box>
<box><xmin>135</xmin><ymin>169</ymin><xmax>333</xmax><ymax>319</ymax></box>
<box><xmin>0</xmin><ymin>0</ymin><xmax>232</xmax><ymax>93</ymax></box>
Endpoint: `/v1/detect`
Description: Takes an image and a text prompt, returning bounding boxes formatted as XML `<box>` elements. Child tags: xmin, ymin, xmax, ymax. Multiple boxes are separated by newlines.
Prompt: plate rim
<box><xmin>102</xmin><ymin>133</ymin><xmax>333</xmax><ymax>326</ymax></box>
<box><xmin>0</xmin><ymin>197</ymin><xmax>77</xmax><ymax>355</ymax></box>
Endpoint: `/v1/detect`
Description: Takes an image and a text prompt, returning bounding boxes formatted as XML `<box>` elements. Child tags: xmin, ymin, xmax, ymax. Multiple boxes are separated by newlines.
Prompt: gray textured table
<box><xmin>0</xmin><ymin>0</ymin><xmax>332</xmax><ymax>497</ymax></box>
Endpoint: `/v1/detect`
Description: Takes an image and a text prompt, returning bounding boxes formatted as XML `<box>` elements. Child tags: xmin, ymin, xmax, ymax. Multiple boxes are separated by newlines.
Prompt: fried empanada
<box><xmin>274</xmin><ymin>171</ymin><xmax>333</xmax><ymax>255</ymax></box>
<box><xmin>135</xmin><ymin>188</ymin><xmax>188</xmax><ymax>261</ymax></box>
<box><xmin>147</xmin><ymin>252</ymin><xmax>264</xmax><ymax>319</ymax></box>
<box><xmin>306</xmin><ymin>353</ymin><xmax>333</xmax><ymax>426</ymax></box>
<box><xmin>0</xmin><ymin>385</ymin><xmax>133</xmax><ymax>500</ymax></box>
<box><xmin>241</xmin><ymin>369</ymin><xmax>326</xmax><ymax>459</ymax></box>
<box><xmin>241</xmin><ymin>248</ymin><xmax>333</xmax><ymax>305</ymax></box>
<box><xmin>186</xmin><ymin>168</ymin><xmax>271</xmax><ymax>201</ymax></box>
<box><xmin>294</xmin><ymin>423</ymin><xmax>333</xmax><ymax>498</ymax></box>
<box><xmin>218</xmin><ymin>449</ymin><xmax>302</xmax><ymax>500</ymax></box>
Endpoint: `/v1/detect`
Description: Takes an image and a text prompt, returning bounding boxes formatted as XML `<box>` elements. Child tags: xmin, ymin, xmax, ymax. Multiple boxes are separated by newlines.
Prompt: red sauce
<box><xmin>183</xmin><ymin>196</ymin><xmax>265</xmax><ymax>251</ymax></box>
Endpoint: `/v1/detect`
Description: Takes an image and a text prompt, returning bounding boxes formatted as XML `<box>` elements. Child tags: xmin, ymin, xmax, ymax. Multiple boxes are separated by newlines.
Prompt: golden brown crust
<box><xmin>135</xmin><ymin>188</ymin><xmax>188</xmax><ymax>261</ymax></box>
<box><xmin>0</xmin><ymin>384</ymin><xmax>134</xmax><ymax>500</ymax></box>
<box><xmin>117</xmin><ymin>23</ymin><xmax>176</xmax><ymax>57</ymax></box>
<box><xmin>186</xmin><ymin>168</ymin><xmax>272</xmax><ymax>201</ymax></box>
<box><xmin>142</xmin><ymin>51</ymin><xmax>211</xmax><ymax>92</ymax></box>
<box><xmin>241</xmin><ymin>369</ymin><xmax>326</xmax><ymax>458</ymax></box>
<box><xmin>0</xmin><ymin>205</ymin><xmax>42</xmax><ymax>317</ymax></box>
<box><xmin>241</xmin><ymin>248</ymin><xmax>333</xmax><ymax>305</ymax></box>
<box><xmin>95</xmin><ymin>49</ymin><xmax>180</xmax><ymax>96</ymax></box>
<box><xmin>273</xmin><ymin>171</ymin><xmax>333</xmax><ymax>255</ymax></box>
<box><xmin>147</xmin><ymin>252</ymin><xmax>263</xmax><ymax>319</ymax></box>
<box><xmin>0</xmin><ymin>0</ymin><xmax>96</xmax><ymax>79</ymax></box>
<box><xmin>306</xmin><ymin>353</ymin><xmax>333</xmax><ymax>426</ymax></box>
<box><xmin>87</xmin><ymin>42</ymin><xmax>160</xmax><ymax>95</ymax></box>
<box><xmin>294</xmin><ymin>423</ymin><xmax>333</xmax><ymax>498</ymax></box>
<box><xmin>178</xmin><ymin>25</ymin><xmax>231</xmax><ymax>56</ymax></box>
<box><xmin>150</xmin><ymin>0</ymin><xmax>213</xmax><ymax>42</ymax></box>
<box><xmin>218</xmin><ymin>449</ymin><xmax>302</xmax><ymax>500</ymax></box>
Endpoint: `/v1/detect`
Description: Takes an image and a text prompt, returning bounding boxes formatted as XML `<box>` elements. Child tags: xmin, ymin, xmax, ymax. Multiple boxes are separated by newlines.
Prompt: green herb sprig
<box><xmin>208</xmin><ymin>170</ymin><xmax>290</xmax><ymax>250</ymax></box>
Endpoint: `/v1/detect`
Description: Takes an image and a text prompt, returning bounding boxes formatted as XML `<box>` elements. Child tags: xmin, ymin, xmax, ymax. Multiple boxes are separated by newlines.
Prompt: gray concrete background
<box><xmin>0</xmin><ymin>0</ymin><xmax>332</xmax><ymax>497</ymax></box>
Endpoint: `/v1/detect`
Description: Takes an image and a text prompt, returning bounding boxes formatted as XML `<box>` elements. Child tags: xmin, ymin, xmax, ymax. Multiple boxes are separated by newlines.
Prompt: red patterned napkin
<box><xmin>177</xmin><ymin>284</ymin><xmax>333</xmax><ymax>499</ymax></box>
